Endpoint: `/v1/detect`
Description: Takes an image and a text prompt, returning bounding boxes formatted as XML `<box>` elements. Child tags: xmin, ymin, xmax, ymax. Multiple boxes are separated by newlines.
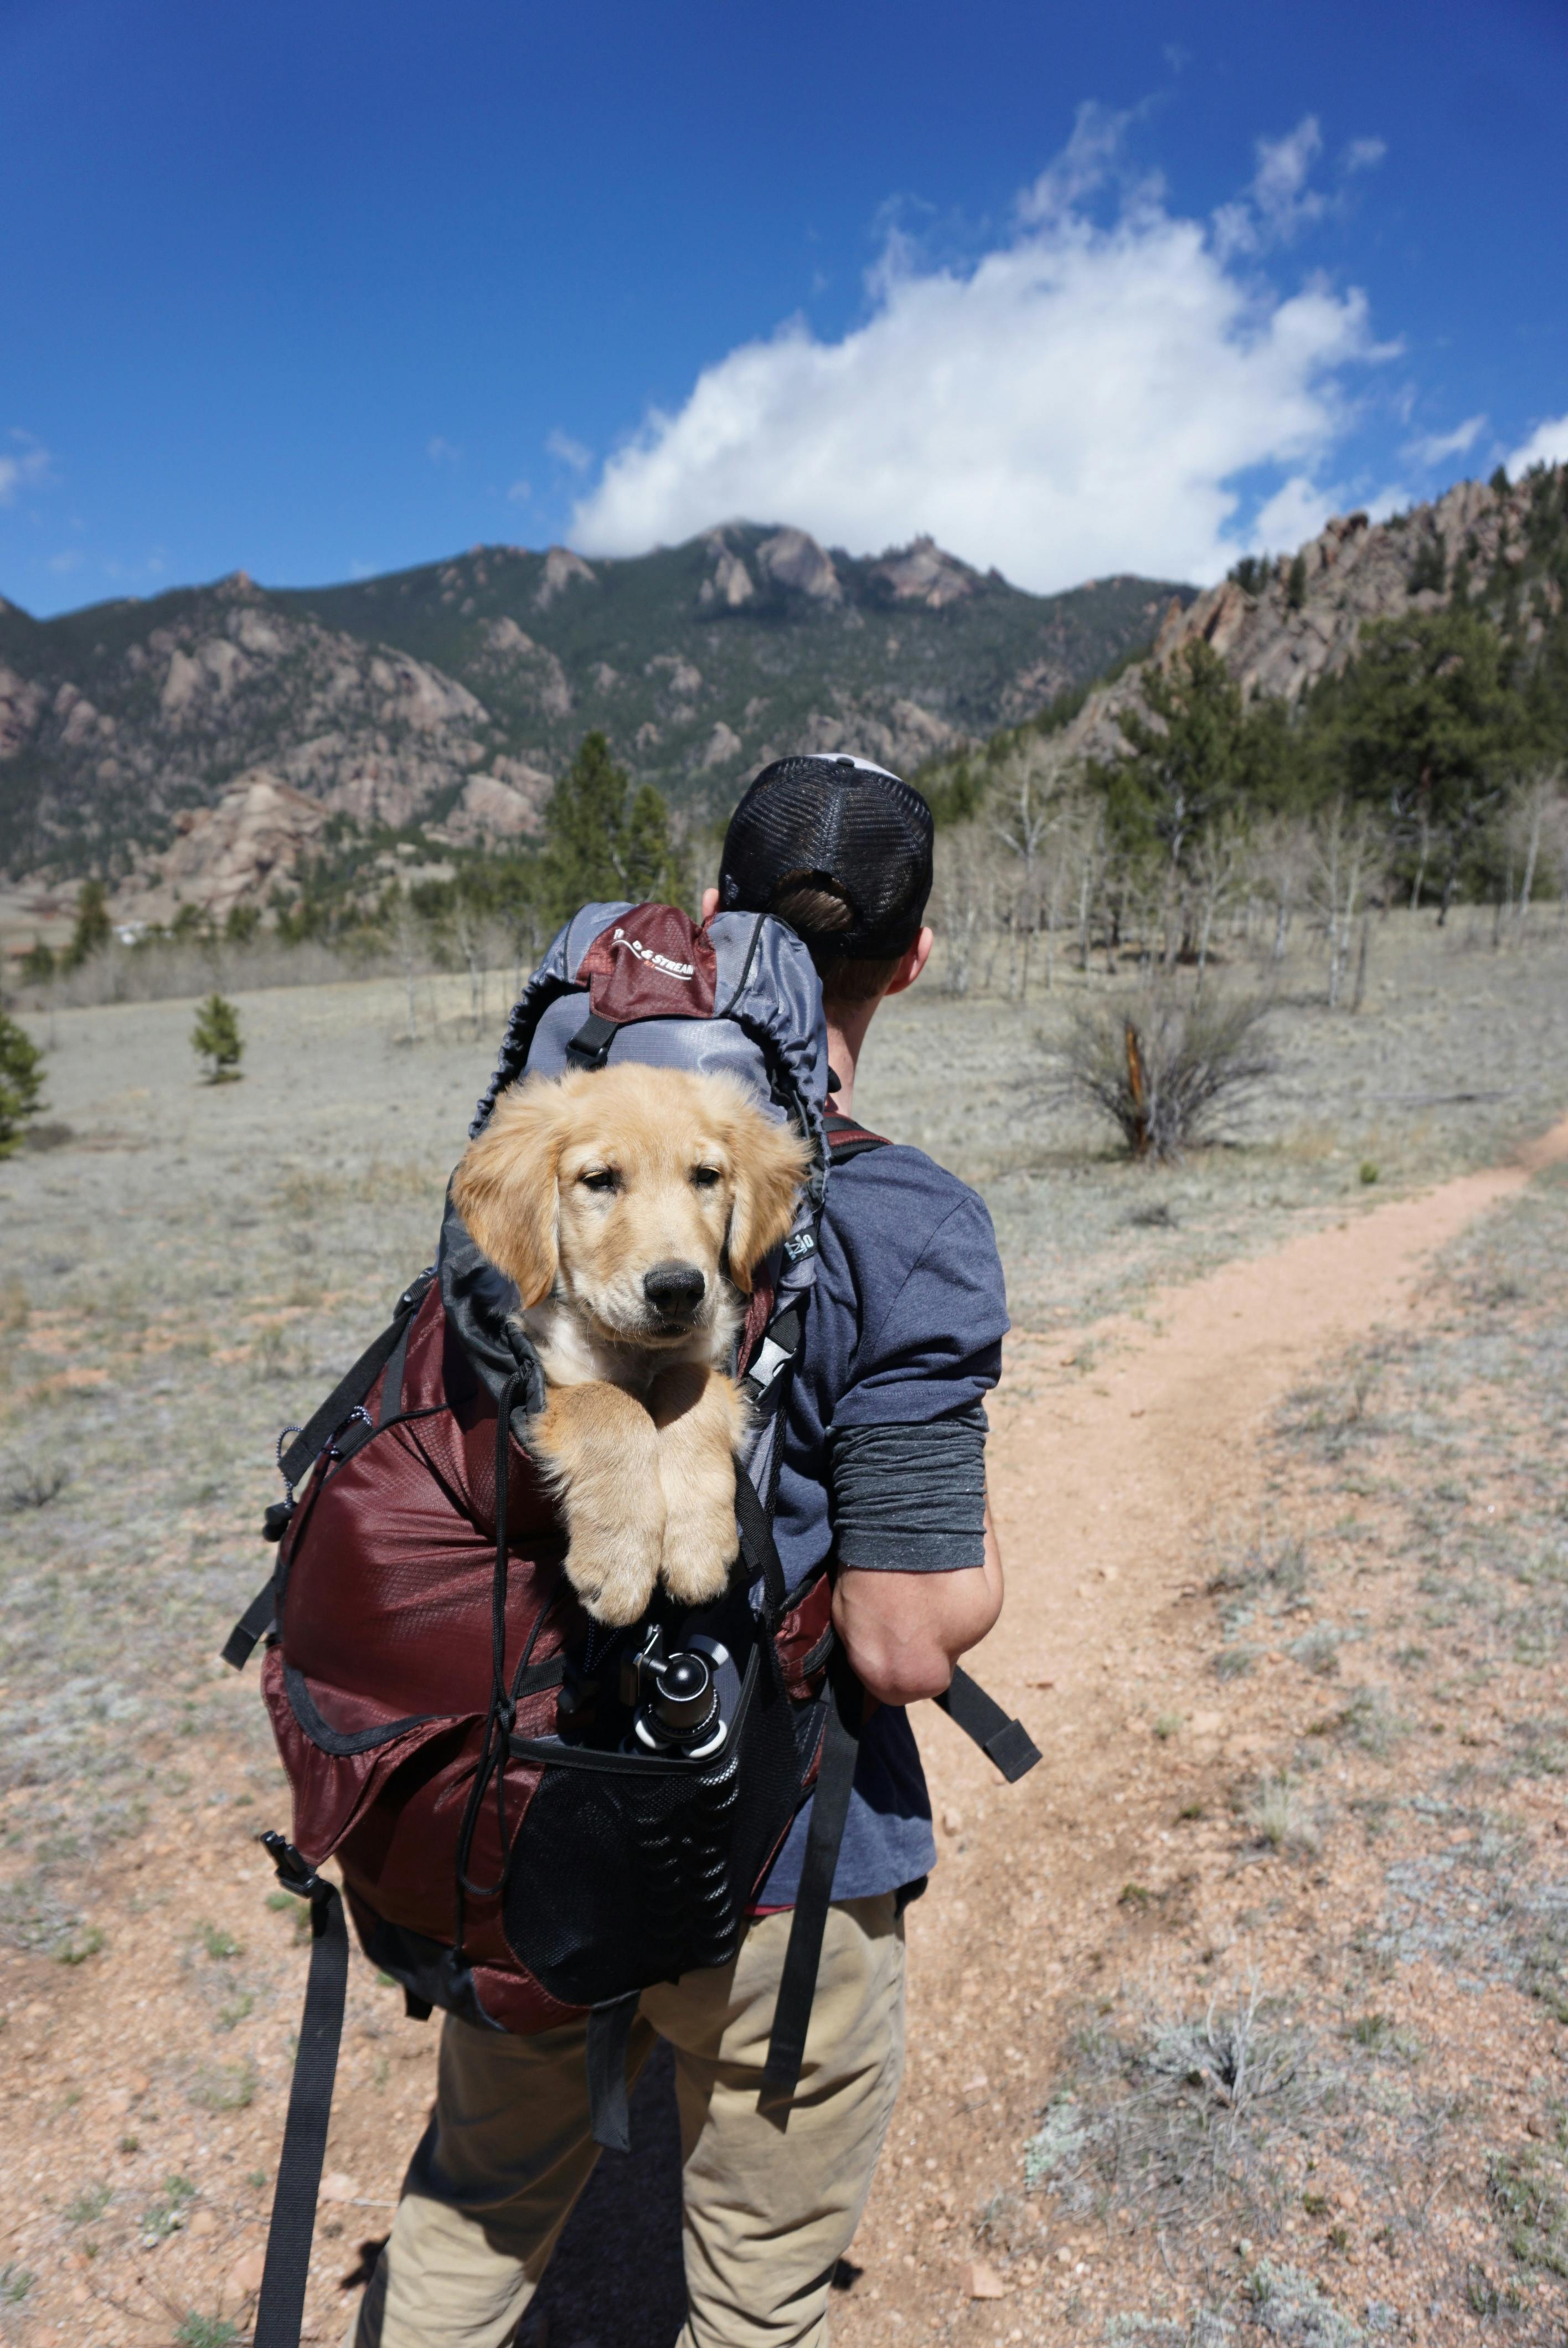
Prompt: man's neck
<box><xmin>823</xmin><ymin>1000</ymin><xmax>879</xmax><ymax>1116</ymax></box>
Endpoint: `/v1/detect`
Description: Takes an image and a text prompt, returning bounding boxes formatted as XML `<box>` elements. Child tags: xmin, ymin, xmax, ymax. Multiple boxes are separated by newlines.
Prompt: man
<box><xmin>353</xmin><ymin>753</ymin><xmax>1008</xmax><ymax>2348</ymax></box>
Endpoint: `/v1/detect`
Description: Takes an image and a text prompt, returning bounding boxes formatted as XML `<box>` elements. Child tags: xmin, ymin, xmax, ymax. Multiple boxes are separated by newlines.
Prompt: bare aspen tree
<box><xmin>386</xmin><ymin>889</ymin><xmax>424</xmax><ymax>1043</ymax></box>
<box><xmin>1253</xmin><ymin>815</ymin><xmax>1313</xmax><ymax>966</ymax></box>
<box><xmin>1190</xmin><ymin>816</ymin><xmax>1249</xmax><ymax>997</ymax></box>
<box><xmin>932</xmin><ymin>822</ymin><xmax>998</xmax><ymax>997</ymax></box>
<box><xmin>1309</xmin><ymin>800</ymin><xmax>1382</xmax><ymax>1009</ymax></box>
<box><xmin>445</xmin><ymin>890</ymin><xmax>488</xmax><ymax>1035</ymax></box>
<box><xmin>989</xmin><ymin>754</ymin><xmax>1049</xmax><ymax>1000</ymax></box>
<box><xmin>1509</xmin><ymin>770</ymin><xmax>1563</xmax><ymax>942</ymax></box>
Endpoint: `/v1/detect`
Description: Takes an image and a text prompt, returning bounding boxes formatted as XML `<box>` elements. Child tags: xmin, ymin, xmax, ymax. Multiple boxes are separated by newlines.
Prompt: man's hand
<box><xmin>831</xmin><ymin>1507</ymin><xmax>1003</xmax><ymax>1707</ymax></box>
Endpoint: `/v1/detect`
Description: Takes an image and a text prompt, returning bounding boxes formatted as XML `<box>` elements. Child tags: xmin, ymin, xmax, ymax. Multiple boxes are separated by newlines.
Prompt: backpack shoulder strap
<box><xmin>824</xmin><ymin>1111</ymin><xmax>890</xmax><ymax>1163</ymax></box>
<box><xmin>219</xmin><ymin>1267</ymin><xmax>436</xmax><ymax>1672</ymax></box>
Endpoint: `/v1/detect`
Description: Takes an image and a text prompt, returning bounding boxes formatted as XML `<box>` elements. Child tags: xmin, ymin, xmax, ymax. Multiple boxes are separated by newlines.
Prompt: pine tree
<box><xmin>19</xmin><ymin>938</ymin><xmax>55</xmax><ymax>985</ymax></box>
<box><xmin>65</xmin><ymin>879</ymin><xmax>112</xmax><ymax>969</ymax></box>
<box><xmin>192</xmin><ymin>992</ymin><xmax>244</xmax><ymax>1082</ymax></box>
<box><xmin>0</xmin><ymin>1013</ymin><xmax>45</xmax><ymax>1156</ymax></box>
<box><xmin>541</xmin><ymin>733</ymin><xmax>683</xmax><ymax>920</ymax></box>
<box><xmin>1313</xmin><ymin>607</ymin><xmax>1520</xmax><ymax>919</ymax></box>
<box><xmin>1287</xmin><ymin>552</ymin><xmax>1308</xmax><ymax>610</ymax></box>
<box><xmin>542</xmin><ymin>732</ymin><xmax>634</xmax><ymax>915</ymax></box>
<box><xmin>620</xmin><ymin>783</ymin><xmax>684</xmax><ymax>903</ymax></box>
<box><xmin>1096</xmin><ymin>641</ymin><xmax>1254</xmax><ymax>878</ymax></box>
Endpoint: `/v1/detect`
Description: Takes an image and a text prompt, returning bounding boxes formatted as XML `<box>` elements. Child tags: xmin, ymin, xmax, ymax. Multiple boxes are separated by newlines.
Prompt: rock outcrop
<box><xmin>756</xmin><ymin>529</ymin><xmax>842</xmax><ymax>603</ymax></box>
<box><xmin>870</xmin><ymin>536</ymin><xmax>979</xmax><ymax>609</ymax></box>
<box><xmin>120</xmin><ymin>773</ymin><xmax>327</xmax><ymax>923</ymax></box>
<box><xmin>1018</xmin><ymin>467</ymin><xmax>1566</xmax><ymax>780</ymax></box>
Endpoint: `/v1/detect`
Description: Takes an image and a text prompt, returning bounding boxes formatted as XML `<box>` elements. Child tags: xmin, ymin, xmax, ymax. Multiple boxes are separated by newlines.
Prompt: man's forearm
<box><xmin>832</xmin><ymin>1505</ymin><xmax>1004</xmax><ymax>1707</ymax></box>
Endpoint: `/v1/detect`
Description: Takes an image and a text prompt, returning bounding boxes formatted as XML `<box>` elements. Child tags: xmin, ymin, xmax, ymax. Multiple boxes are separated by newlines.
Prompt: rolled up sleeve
<box><xmin>826</xmin><ymin>1187</ymin><xmax>1007</xmax><ymax>1572</ymax></box>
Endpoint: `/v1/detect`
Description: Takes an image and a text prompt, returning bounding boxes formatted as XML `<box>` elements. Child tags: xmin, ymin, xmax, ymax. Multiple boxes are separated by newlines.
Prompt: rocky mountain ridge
<box><xmin>0</xmin><ymin>526</ymin><xmax>1187</xmax><ymax>917</ymax></box>
<box><xmin>1019</xmin><ymin>466</ymin><xmax>1566</xmax><ymax>781</ymax></box>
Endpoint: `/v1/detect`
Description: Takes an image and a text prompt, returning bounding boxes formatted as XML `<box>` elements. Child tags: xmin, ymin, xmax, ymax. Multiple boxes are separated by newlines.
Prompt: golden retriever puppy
<box><xmin>453</xmin><ymin>1063</ymin><xmax>809</xmax><ymax>1625</ymax></box>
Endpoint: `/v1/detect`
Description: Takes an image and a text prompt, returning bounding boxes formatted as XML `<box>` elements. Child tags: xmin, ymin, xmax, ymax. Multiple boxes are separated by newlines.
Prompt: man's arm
<box><xmin>832</xmin><ymin>1503</ymin><xmax>1003</xmax><ymax>1706</ymax></box>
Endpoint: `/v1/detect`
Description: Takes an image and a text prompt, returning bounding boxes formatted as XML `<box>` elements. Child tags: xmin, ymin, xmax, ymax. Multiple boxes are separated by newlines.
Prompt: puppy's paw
<box><xmin>565</xmin><ymin>1537</ymin><xmax>662</xmax><ymax>1628</ymax></box>
<box><xmin>659</xmin><ymin>1502</ymin><xmax>740</xmax><ymax>1609</ymax></box>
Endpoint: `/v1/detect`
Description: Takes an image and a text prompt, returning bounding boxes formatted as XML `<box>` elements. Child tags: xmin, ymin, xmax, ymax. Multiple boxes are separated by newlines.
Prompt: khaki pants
<box><xmin>349</xmin><ymin>1896</ymin><xmax>905</xmax><ymax>2348</ymax></box>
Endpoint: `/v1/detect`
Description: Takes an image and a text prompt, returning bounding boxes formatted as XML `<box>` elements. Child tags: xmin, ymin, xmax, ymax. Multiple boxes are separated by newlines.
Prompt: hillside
<box><xmin>0</xmin><ymin>526</ymin><xmax>1188</xmax><ymax>896</ymax></box>
<box><xmin>922</xmin><ymin>463</ymin><xmax>1568</xmax><ymax>799</ymax></box>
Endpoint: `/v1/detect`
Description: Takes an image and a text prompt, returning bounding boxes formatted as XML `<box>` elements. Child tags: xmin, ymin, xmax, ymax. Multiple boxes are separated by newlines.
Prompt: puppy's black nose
<box><xmin>643</xmin><ymin>1261</ymin><xmax>706</xmax><ymax>1314</ymax></box>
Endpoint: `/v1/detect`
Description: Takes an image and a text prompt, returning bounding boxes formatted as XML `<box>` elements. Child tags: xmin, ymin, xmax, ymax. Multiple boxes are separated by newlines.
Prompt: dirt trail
<box><xmin>926</xmin><ymin>1110</ymin><xmax>1568</xmax><ymax>1808</ymax></box>
<box><xmin>838</xmin><ymin>1111</ymin><xmax>1568</xmax><ymax>2341</ymax></box>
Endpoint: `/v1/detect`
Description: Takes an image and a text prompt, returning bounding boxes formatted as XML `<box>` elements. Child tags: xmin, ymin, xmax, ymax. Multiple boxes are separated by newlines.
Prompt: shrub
<box><xmin>1247</xmin><ymin>1773</ymin><xmax>1321</xmax><ymax>1856</ymax></box>
<box><xmin>1059</xmin><ymin>988</ymin><xmax>1272</xmax><ymax>1163</ymax></box>
<box><xmin>0</xmin><ymin>1011</ymin><xmax>45</xmax><ymax>1157</ymax></box>
<box><xmin>191</xmin><ymin>993</ymin><xmax>244</xmax><ymax>1082</ymax></box>
<box><xmin>1023</xmin><ymin>1981</ymin><xmax>1316</xmax><ymax>2226</ymax></box>
<box><xmin>189</xmin><ymin>2059</ymin><xmax>257</xmax><ymax>2112</ymax></box>
<box><xmin>177</xmin><ymin>2318</ymin><xmax>240</xmax><ymax>2348</ymax></box>
<box><xmin>3</xmin><ymin>1459</ymin><xmax>71</xmax><ymax>1512</ymax></box>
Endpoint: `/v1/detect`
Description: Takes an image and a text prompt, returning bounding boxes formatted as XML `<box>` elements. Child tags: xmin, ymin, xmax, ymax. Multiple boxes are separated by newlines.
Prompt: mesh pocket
<box><xmin>503</xmin><ymin>1660</ymin><xmax>819</xmax><ymax>2007</ymax></box>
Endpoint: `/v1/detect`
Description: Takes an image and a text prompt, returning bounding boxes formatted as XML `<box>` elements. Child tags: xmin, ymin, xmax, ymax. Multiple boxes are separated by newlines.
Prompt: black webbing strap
<box><xmin>221</xmin><ymin>1582</ymin><xmax>277</xmax><ymax>1672</ymax></box>
<box><xmin>564</xmin><ymin>1011</ymin><xmax>620</xmax><ymax>1072</ymax></box>
<box><xmin>761</xmin><ymin>1663</ymin><xmax>863</xmax><ymax>2112</ymax></box>
<box><xmin>824</xmin><ymin>1113</ymin><xmax>889</xmax><ymax>1163</ymax></box>
<box><xmin>376</xmin><ymin>1310</ymin><xmax>418</xmax><ymax>1429</ymax></box>
<box><xmin>586</xmin><ymin>1991</ymin><xmax>642</xmax><ymax>2155</ymax></box>
<box><xmin>252</xmin><ymin>1842</ymin><xmax>350</xmax><ymax>2348</ymax></box>
<box><xmin>733</xmin><ymin>1471</ymin><xmax>788</xmax><ymax>1618</ymax></box>
<box><xmin>276</xmin><ymin>1269</ymin><xmax>434</xmax><ymax>1494</ymax></box>
<box><xmin>936</xmin><ymin>1666</ymin><xmax>1041</xmax><ymax>1783</ymax></box>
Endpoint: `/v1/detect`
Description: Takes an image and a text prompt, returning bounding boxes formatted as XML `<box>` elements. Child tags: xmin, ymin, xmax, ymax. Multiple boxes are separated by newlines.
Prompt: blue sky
<box><xmin>3</xmin><ymin>0</ymin><xmax>1566</xmax><ymax>616</ymax></box>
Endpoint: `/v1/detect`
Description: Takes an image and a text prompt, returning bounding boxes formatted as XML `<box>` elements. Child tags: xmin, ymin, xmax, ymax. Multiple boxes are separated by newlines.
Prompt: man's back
<box><xmin>759</xmin><ymin>1135</ymin><xmax>1009</xmax><ymax>1904</ymax></box>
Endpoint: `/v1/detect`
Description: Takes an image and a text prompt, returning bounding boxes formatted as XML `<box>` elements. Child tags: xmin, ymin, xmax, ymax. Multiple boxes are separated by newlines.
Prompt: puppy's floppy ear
<box><xmin>452</xmin><ymin>1080</ymin><xmax>564</xmax><ymax>1306</ymax></box>
<box><xmin>723</xmin><ymin>1103</ymin><xmax>811</xmax><ymax>1294</ymax></box>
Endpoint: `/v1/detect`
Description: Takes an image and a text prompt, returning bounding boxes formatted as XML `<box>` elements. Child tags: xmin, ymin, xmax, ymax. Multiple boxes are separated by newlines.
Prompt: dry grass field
<box><xmin>2</xmin><ymin>908</ymin><xmax>1567</xmax><ymax>2347</ymax></box>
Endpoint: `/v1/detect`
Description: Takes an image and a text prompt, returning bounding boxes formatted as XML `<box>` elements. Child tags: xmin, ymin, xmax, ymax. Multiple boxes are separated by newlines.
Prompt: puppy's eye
<box><xmin>692</xmin><ymin>1165</ymin><xmax>723</xmax><ymax>1190</ymax></box>
<box><xmin>579</xmin><ymin>1168</ymin><xmax>619</xmax><ymax>1194</ymax></box>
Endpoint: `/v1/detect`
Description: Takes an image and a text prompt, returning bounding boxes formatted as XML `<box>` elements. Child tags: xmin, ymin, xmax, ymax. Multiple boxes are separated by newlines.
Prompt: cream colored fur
<box><xmin>452</xmin><ymin>1063</ymin><xmax>808</xmax><ymax>1625</ymax></box>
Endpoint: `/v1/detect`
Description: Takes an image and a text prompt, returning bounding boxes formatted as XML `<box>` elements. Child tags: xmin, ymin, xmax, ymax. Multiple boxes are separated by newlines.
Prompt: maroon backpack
<box><xmin>225</xmin><ymin>902</ymin><xmax>1038</xmax><ymax>2348</ymax></box>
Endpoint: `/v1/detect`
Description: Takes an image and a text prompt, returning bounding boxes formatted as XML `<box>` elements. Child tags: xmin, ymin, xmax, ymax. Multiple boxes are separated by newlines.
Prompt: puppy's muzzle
<box><xmin>642</xmin><ymin>1260</ymin><xmax>707</xmax><ymax>1325</ymax></box>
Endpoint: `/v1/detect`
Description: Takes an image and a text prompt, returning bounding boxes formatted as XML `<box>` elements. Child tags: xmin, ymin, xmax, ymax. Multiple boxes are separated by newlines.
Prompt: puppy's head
<box><xmin>453</xmin><ymin>1063</ymin><xmax>809</xmax><ymax>1347</ymax></box>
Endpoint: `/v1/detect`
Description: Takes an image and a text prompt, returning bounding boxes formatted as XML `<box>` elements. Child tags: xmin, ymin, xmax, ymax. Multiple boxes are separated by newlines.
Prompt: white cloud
<box><xmin>546</xmin><ymin>429</ymin><xmax>592</xmax><ymax>472</ymax></box>
<box><xmin>427</xmin><ymin>435</ymin><xmax>461</xmax><ymax>465</ymax></box>
<box><xmin>0</xmin><ymin>431</ymin><xmax>51</xmax><ymax>505</ymax></box>
<box><xmin>1344</xmin><ymin>137</ymin><xmax>1387</xmax><ymax>173</ymax></box>
<box><xmin>1507</xmin><ymin>413</ymin><xmax>1568</xmax><ymax>475</ymax></box>
<box><xmin>1403</xmin><ymin>414</ymin><xmax>1487</xmax><ymax>467</ymax></box>
<box><xmin>1249</xmin><ymin>116</ymin><xmax>1328</xmax><ymax>243</ymax></box>
<box><xmin>570</xmin><ymin>121</ymin><xmax>1385</xmax><ymax>592</ymax></box>
<box><xmin>507</xmin><ymin>477</ymin><xmax>533</xmax><ymax>504</ymax></box>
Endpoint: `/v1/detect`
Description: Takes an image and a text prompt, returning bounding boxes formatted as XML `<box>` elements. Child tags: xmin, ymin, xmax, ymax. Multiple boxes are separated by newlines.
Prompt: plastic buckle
<box><xmin>260</xmin><ymin>1829</ymin><xmax>329</xmax><ymax>1903</ymax></box>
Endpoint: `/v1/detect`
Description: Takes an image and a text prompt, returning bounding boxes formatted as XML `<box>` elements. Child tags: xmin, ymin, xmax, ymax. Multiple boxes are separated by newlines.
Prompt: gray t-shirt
<box><xmin>754</xmin><ymin>1141</ymin><xmax>1009</xmax><ymax>1904</ymax></box>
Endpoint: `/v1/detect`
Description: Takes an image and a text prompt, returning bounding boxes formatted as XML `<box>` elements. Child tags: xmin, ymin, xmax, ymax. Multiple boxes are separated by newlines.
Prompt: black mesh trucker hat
<box><xmin>718</xmin><ymin>753</ymin><xmax>935</xmax><ymax>956</ymax></box>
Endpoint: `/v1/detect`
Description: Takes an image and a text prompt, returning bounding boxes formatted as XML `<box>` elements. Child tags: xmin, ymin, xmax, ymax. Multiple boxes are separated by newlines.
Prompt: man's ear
<box><xmin>724</xmin><ymin>1106</ymin><xmax>811</xmax><ymax>1294</ymax></box>
<box><xmin>452</xmin><ymin>1082</ymin><xmax>563</xmax><ymax>1306</ymax></box>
